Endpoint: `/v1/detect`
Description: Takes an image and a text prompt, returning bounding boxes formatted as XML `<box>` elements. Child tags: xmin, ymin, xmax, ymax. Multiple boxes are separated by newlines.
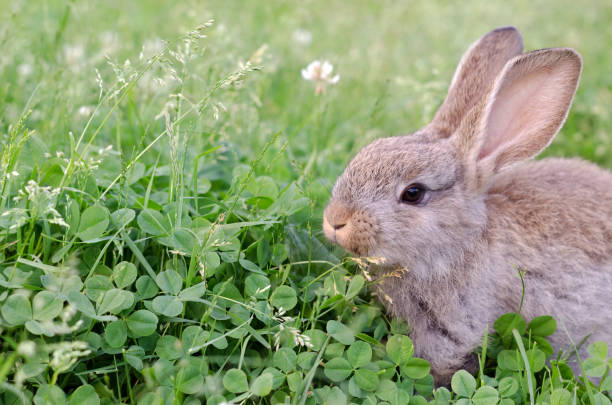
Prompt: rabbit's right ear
<box><xmin>427</xmin><ymin>27</ymin><xmax>524</xmax><ymax>138</ymax></box>
<box><xmin>455</xmin><ymin>48</ymin><xmax>582</xmax><ymax>190</ymax></box>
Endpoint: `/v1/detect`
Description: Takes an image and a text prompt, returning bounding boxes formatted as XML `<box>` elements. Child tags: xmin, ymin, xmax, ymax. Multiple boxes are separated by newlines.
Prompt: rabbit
<box><xmin>323</xmin><ymin>26</ymin><xmax>612</xmax><ymax>385</ymax></box>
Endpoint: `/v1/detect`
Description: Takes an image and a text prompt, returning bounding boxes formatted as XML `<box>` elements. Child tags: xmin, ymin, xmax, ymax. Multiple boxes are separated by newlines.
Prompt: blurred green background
<box><xmin>2</xmin><ymin>0</ymin><xmax>612</xmax><ymax>212</ymax></box>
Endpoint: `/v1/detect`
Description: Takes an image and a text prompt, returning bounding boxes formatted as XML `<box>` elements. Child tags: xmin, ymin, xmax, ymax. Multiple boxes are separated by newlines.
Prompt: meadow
<box><xmin>1</xmin><ymin>0</ymin><xmax>612</xmax><ymax>404</ymax></box>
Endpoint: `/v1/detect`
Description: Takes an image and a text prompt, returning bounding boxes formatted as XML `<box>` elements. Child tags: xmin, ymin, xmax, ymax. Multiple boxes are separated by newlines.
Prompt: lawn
<box><xmin>1</xmin><ymin>0</ymin><xmax>612</xmax><ymax>404</ymax></box>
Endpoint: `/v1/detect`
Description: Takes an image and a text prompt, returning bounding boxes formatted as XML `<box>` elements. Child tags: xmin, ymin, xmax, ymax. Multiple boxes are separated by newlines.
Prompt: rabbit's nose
<box><xmin>324</xmin><ymin>201</ymin><xmax>353</xmax><ymax>230</ymax></box>
<box><xmin>331</xmin><ymin>222</ymin><xmax>346</xmax><ymax>230</ymax></box>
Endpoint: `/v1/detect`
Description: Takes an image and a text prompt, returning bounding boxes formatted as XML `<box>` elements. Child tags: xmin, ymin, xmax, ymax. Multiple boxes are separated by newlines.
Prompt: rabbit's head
<box><xmin>323</xmin><ymin>27</ymin><xmax>582</xmax><ymax>279</ymax></box>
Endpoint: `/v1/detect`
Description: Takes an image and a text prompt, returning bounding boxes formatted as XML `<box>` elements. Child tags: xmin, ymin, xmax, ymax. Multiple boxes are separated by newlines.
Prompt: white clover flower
<box><xmin>17</xmin><ymin>341</ymin><xmax>36</xmax><ymax>357</ymax></box>
<box><xmin>10</xmin><ymin>180</ymin><xmax>69</xmax><ymax>230</ymax></box>
<box><xmin>301</xmin><ymin>60</ymin><xmax>340</xmax><ymax>94</ymax></box>
<box><xmin>61</xmin><ymin>304</ymin><xmax>77</xmax><ymax>322</ymax></box>
<box><xmin>273</xmin><ymin>324</ymin><xmax>314</xmax><ymax>351</ymax></box>
<box><xmin>78</xmin><ymin>105</ymin><xmax>94</xmax><ymax>118</ymax></box>
<box><xmin>295</xmin><ymin>331</ymin><xmax>313</xmax><ymax>348</ymax></box>
<box><xmin>63</xmin><ymin>44</ymin><xmax>85</xmax><ymax>72</ymax></box>
<box><xmin>99</xmin><ymin>31</ymin><xmax>120</xmax><ymax>55</ymax></box>
<box><xmin>50</xmin><ymin>341</ymin><xmax>91</xmax><ymax>373</ymax></box>
<box><xmin>39</xmin><ymin>318</ymin><xmax>83</xmax><ymax>335</ymax></box>
<box><xmin>17</xmin><ymin>63</ymin><xmax>33</xmax><ymax>77</ymax></box>
<box><xmin>292</xmin><ymin>29</ymin><xmax>312</xmax><ymax>46</ymax></box>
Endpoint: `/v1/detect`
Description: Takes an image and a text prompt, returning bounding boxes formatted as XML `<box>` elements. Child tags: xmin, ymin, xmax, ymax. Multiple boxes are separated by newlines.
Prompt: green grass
<box><xmin>1</xmin><ymin>1</ymin><xmax>612</xmax><ymax>404</ymax></box>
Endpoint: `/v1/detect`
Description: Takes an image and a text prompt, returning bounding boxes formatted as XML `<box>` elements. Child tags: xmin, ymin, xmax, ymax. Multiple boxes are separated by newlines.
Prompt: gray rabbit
<box><xmin>323</xmin><ymin>27</ymin><xmax>612</xmax><ymax>384</ymax></box>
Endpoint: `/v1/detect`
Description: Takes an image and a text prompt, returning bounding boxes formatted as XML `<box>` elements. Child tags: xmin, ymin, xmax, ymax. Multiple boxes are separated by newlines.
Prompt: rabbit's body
<box><xmin>323</xmin><ymin>26</ymin><xmax>612</xmax><ymax>384</ymax></box>
<box><xmin>376</xmin><ymin>157</ymin><xmax>612</xmax><ymax>382</ymax></box>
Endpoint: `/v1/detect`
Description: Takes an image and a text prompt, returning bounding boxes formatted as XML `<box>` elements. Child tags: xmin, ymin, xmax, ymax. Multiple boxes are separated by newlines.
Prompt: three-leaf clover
<box><xmin>386</xmin><ymin>334</ymin><xmax>430</xmax><ymax>379</ymax></box>
<box><xmin>324</xmin><ymin>340</ymin><xmax>380</xmax><ymax>391</ymax></box>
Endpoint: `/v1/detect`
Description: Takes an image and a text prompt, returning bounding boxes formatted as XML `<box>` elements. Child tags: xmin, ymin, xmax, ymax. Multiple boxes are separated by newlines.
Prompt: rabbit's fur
<box><xmin>323</xmin><ymin>26</ymin><xmax>612</xmax><ymax>384</ymax></box>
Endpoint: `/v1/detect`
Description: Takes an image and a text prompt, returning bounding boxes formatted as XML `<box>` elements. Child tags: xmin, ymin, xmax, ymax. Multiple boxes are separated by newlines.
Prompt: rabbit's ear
<box><xmin>458</xmin><ymin>48</ymin><xmax>582</xmax><ymax>184</ymax></box>
<box><xmin>428</xmin><ymin>27</ymin><xmax>523</xmax><ymax>138</ymax></box>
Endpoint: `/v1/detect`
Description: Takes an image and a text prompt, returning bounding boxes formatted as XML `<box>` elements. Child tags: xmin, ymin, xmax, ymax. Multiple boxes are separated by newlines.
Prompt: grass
<box><xmin>1</xmin><ymin>0</ymin><xmax>612</xmax><ymax>404</ymax></box>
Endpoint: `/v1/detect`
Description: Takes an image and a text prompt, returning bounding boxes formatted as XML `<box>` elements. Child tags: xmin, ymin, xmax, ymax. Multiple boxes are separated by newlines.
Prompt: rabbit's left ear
<box><xmin>456</xmin><ymin>48</ymin><xmax>582</xmax><ymax>183</ymax></box>
<box><xmin>428</xmin><ymin>26</ymin><xmax>524</xmax><ymax>138</ymax></box>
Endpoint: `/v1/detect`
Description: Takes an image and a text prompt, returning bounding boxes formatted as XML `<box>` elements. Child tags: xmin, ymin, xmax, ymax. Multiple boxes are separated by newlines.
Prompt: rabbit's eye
<box><xmin>400</xmin><ymin>184</ymin><xmax>426</xmax><ymax>204</ymax></box>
